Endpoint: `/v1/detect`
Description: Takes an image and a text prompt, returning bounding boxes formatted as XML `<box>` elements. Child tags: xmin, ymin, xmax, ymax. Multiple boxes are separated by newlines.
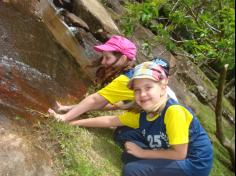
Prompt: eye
<box><xmin>145</xmin><ymin>86</ymin><xmax>152</xmax><ymax>91</ymax></box>
<box><xmin>134</xmin><ymin>89</ymin><xmax>140</xmax><ymax>94</ymax></box>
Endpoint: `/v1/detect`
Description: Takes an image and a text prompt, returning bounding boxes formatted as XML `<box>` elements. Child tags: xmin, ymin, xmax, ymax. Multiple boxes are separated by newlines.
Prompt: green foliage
<box><xmin>122</xmin><ymin>0</ymin><xmax>235</xmax><ymax>70</ymax></box>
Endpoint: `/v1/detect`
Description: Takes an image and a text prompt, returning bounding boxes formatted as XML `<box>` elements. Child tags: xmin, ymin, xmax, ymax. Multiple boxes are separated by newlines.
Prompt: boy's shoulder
<box><xmin>122</xmin><ymin>69</ymin><xmax>134</xmax><ymax>79</ymax></box>
<box><xmin>163</xmin><ymin>99</ymin><xmax>193</xmax><ymax>116</ymax></box>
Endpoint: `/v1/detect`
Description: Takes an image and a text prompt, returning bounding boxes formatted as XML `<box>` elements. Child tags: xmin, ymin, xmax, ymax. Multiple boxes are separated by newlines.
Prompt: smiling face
<box><xmin>133</xmin><ymin>78</ymin><xmax>167</xmax><ymax>112</ymax></box>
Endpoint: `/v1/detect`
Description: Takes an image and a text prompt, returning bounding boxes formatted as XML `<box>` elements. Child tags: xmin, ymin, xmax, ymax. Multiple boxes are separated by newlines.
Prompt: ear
<box><xmin>120</xmin><ymin>55</ymin><xmax>128</xmax><ymax>62</ymax></box>
<box><xmin>164</xmin><ymin>79</ymin><xmax>169</xmax><ymax>86</ymax></box>
<box><xmin>160</xmin><ymin>79</ymin><xmax>168</xmax><ymax>93</ymax></box>
<box><xmin>114</xmin><ymin>55</ymin><xmax>128</xmax><ymax>68</ymax></box>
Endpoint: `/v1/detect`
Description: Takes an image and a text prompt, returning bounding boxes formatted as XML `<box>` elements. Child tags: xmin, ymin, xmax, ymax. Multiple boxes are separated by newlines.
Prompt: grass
<box><xmin>39</xmin><ymin>110</ymin><xmax>123</xmax><ymax>176</ymax></box>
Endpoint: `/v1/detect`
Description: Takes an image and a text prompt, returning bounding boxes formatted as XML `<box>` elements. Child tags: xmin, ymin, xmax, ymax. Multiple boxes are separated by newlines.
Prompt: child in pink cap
<box><xmin>49</xmin><ymin>35</ymin><xmax>138</xmax><ymax>121</ymax></box>
<box><xmin>94</xmin><ymin>35</ymin><xmax>137</xmax><ymax>86</ymax></box>
<box><xmin>48</xmin><ymin>36</ymin><xmax>178</xmax><ymax>123</ymax></box>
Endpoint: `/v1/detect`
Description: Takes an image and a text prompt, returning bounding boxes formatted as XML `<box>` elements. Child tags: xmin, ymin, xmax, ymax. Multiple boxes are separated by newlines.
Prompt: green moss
<box><xmin>223</xmin><ymin>97</ymin><xmax>235</xmax><ymax>117</ymax></box>
<box><xmin>191</xmin><ymin>99</ymin><xmax>235</xmax><ymax>175</ymax></box>
<box><xmin>212</xmin><ymin>141</ymin><xmax>234</xmax><ymax>176</ymax></box>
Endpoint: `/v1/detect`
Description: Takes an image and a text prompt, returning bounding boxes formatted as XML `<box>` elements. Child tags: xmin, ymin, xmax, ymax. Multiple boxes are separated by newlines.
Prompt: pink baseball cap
<box><xmin>94</xmin><ymin>36</ymin><xmax>137</xmax><ymax>61</ymax></box>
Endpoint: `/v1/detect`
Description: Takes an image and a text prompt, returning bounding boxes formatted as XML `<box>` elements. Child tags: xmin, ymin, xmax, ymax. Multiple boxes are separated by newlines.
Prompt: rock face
<box><xmin>0</xmin><ymin>116</ymin><xmax>54</xmax><ymax>176</ymax></box>
<box><xmin>0</xmin><ymin>2</ymin><xmax>88</xmax><ymax>176</ymax></box>
<box><xmin>2</xmin><ymin>0</ymin><xmax>40</xmax><ymax>15</ymax></box>
<box><xmin>73</xmin><ymin>0</ymin><xmax>120</xmax><ymax>39</ymax></box>
<box><xmin>39</xmin><ymin>0</ymin><xmax>121</xmax><ymax>82</ymax></box>
<box><xmin>39</xmin><ymin>0</ymin><xmax>101</xmax><ymax>81</ymax></box>
<box><xmin>5</xmin><ymin>0</ymin><xmax>121</xmax><ymax>82</ymax></box>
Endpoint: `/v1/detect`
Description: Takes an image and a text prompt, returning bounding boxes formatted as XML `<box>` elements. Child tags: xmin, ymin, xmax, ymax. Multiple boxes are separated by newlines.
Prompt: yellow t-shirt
<box><xmin>118</xmin><ymin>105</ymin><xmax>193</xmax><ymax>145</ymax></box>
<box><xmin>98</xmin><ymin>75</ymin><xmax>134</xmax><ymax>104</ymax></box>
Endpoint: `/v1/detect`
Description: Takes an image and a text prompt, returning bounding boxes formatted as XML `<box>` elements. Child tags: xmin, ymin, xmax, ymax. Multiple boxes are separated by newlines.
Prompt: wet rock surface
<box><xmin>40</xmin><ymin>0</ymin><xmax>102</xmax><ymax>81</ymax></box>
<box><xmin>0</xmin><ymin>2</ymin><xmax>88</xmax><ymax>175</ymax></box>
<box><xmin>0</xmin><ymin>2</ymin><xmax>88</xmax><ymax>114</ymax></box>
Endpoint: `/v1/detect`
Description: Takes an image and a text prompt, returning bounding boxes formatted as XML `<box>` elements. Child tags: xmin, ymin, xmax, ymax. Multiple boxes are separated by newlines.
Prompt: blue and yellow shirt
<box><xmin>118</xmin><ymin>98</ymin><xmax>213</xmax><ymax>176</ymax></box>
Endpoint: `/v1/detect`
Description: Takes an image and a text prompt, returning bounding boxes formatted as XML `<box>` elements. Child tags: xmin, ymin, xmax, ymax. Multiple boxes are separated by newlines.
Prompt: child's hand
<box><xmin>55</xmin><ymin>101</ymin><xmax>70</xmax><ymax>113</ymax></box>
<box><xmin>125</xmin><ymin>142</ymin><xmax>144</xmax><ymax>158</ymax></box>
<box><xmin>48</xmin><ymin>108</ymin><xmax>66</xmax><ymax>122</ymax></box>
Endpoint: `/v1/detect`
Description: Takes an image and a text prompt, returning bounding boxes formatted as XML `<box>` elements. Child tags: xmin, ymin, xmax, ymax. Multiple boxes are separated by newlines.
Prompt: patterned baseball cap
<box><xmin>128</xmin><ymin>61</ymin><xmax>168</xmax><ymax>89</ymax></box>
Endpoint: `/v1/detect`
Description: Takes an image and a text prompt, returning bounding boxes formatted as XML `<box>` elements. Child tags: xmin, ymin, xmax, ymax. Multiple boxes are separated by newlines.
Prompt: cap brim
<box><xmin>94</xmin><ymin>44</ymin><xmax>117</xmax><ymax>52</ymax></box>
<box><xmin>128</xmin><ymin>75</ymin><xmax>157</xmax><ymax>90</ymax></box>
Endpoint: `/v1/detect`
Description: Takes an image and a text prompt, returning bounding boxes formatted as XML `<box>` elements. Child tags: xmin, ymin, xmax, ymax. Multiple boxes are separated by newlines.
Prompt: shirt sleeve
<box><xmin>118</xmin><ymin>111</ymin><xmax>140</xmax><ymax>129</ymax></box>
<box><xmin>98</xmin><ymin>75</ymin><xmax>134</xmax><ymax>104</ymax></box>
<box><xmin>164</xmin><ymin>105</ymin><xmax>193</xmax><ymax>145</ymax></box>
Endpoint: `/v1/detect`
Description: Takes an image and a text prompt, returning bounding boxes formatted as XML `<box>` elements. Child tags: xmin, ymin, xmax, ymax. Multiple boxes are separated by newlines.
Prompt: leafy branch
<box><xmin>122</xmin><ymin>0</ymin><xmax>235</xmax><ymax>71</ymax></box>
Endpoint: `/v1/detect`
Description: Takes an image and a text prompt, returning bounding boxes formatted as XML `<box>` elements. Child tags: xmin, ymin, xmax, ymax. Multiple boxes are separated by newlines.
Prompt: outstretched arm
<box><xmin>55</xmin><ymin>101</ymin><xmax>77</xmax><ymax>113</ymax></box>
<box><xmin>70</xmin><ymin>116</ymin><xmax>123</xmax><ymax>128</ymax></box>
<box><xmin>49</xmin><ymin>93</ymin><xmax>109</xmax><ymax>122</ymax></box>
<box><xmin>103</xmin><ymin>101</ymin><xmax>134</xmax><ymax>111</ymax></box>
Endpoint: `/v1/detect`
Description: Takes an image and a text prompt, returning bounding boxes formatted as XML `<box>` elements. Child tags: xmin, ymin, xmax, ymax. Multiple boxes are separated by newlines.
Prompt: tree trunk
<box><xmin>215</xmin><ymin>64</ymin><xmax>235</xmax><ymax>171</ymax></box>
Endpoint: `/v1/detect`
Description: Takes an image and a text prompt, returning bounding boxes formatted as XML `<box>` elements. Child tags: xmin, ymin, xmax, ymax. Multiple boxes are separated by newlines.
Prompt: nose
<box><xmin>101</xmin><ymin>58</ymin><xmax>106</xmax><ymax>65</ymax></box>
<box><xmin>140</xmin><ymin>90</ymin><xmax>147</xmax><ymax>98</ymax></box>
